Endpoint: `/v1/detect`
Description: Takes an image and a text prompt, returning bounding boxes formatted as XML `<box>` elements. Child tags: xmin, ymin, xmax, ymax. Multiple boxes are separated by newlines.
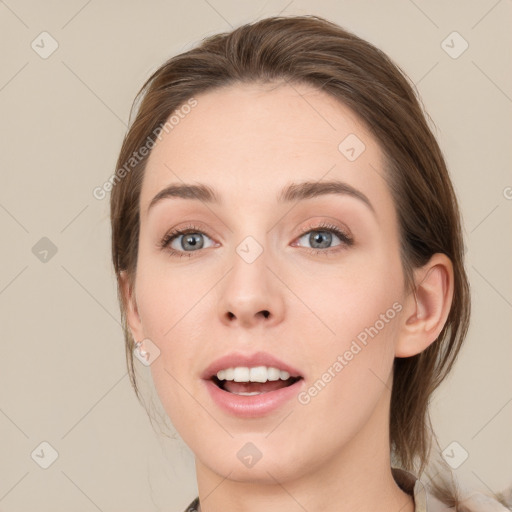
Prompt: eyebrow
<box><xmin>147</xmin><ymin>180</ymin><xmax>375</xmax><ymax>214</ymax></box>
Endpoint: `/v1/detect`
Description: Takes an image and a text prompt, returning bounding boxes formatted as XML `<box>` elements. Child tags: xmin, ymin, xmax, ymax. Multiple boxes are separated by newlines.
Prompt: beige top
<box><xmin>391</xmin><ymin>468</ymin><xmax>510</xmax><ymax>512</ymax></box>
<box><xmin>182</xmin><ymin>467</ymin><xmax>452</xmax><ymax>512</ymax></box>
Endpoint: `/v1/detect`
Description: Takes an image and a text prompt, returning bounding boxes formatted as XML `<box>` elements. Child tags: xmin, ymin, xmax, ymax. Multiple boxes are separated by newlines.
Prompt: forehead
<box><xmin>139</xmin><ymin>81</ymin><xmax>392</xmax><ymax>219</ymax></box>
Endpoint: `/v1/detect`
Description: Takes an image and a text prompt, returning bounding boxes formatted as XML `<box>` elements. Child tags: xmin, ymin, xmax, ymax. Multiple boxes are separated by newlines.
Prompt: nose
<box><xmin>217</xmin><ymin>241</ymin><xmax>285</xmax><ymax>329</ymax></box>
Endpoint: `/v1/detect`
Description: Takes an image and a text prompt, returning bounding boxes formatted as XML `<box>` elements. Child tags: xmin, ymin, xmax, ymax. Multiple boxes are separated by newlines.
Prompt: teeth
<box><xmin>267</xmin><ymin>367</ymin><xmax>281</xmax><ymax>381</ymax></box>
<box><xmin>216</xmin><ymin>366</ymin><xmax>293</xmax><ymax>383</ymax></box>
<box><xmin>250</xmin><ymin>366</ymin><xmax>268</xmax><ymax>383</ymax></box>
<box><xmin>233</xmin><ymin>367</ymin><xmax>250</xmax><ymax>382</ymax></box>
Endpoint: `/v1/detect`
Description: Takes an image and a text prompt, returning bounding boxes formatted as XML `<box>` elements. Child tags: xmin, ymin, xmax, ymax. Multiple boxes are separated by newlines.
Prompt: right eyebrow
<box><xmin>147</xmin><ymin>183</ymin><xmax>220</xmax><ymax>215</ymax></box>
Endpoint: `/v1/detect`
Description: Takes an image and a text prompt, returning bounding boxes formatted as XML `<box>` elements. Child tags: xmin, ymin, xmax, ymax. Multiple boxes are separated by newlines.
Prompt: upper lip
<box><xmin>201</xmin><ymin>351</ymin><xmax>303</xmax><ymax>380</ymax></box>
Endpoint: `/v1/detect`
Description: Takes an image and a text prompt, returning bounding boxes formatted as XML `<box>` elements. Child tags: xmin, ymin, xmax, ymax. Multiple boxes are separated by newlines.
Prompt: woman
<box><xmin>110</xmin><ymin>15</ymin><xmax>509</xmax><ymax>512</ymax></box>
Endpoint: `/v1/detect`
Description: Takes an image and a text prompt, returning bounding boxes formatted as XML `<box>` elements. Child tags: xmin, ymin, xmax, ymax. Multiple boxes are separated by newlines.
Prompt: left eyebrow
<box><xmin>146</xmin><ymin>180</ymin><xmax>375</xmax><ymax>215</ymax></box>
<box><xmin>278</xmin><ymin>180</ymin><xmax>375</xmax><ymax>214</ymax></box>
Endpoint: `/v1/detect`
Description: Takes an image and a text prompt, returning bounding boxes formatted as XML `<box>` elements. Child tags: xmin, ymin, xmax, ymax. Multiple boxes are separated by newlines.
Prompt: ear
<box><xmin>119</xmin><ymin>270</ymin><xmax>145</xmax><ymax>343</ymax></box>
<box><xmin>395</xmin><ymin>253</ymin><xmax>454</xmax><ymax>358</ymax></box>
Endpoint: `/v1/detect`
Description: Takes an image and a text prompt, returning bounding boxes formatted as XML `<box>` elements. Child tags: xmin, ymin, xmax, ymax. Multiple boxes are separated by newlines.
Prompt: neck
<box><xmin>193</xmin><ymin>388</ymin><xmax>415</xmax><ymax>512</ymax></box>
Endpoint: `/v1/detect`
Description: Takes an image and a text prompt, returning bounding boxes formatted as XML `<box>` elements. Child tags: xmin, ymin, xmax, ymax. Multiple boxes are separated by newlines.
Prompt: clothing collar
<box><xmin>392</xmin><ymin>467</ymin><xmax>453</xmax><ymax>512</ymax></box>
<box><xmin>184</xmin><ymin>468</ymin><xmax>451</xmax><ymax>512</ymax></box>
<box><xmin>392</xmin><ymin>467</ymin><xmax>427</xmax><ymax>512</ymax></box>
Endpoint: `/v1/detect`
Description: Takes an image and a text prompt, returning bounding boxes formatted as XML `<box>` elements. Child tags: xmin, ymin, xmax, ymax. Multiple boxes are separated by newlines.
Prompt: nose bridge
<box><xmin>217</xmin><ymin>230</ymin><xmax>283</xmax><ymax>327</ymax></box>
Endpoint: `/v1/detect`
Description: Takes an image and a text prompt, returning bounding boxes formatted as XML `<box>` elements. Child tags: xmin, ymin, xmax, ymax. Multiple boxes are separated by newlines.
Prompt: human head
<box><xmin>110</xmin><ymin>15</ymin><xmax>470</xmax><ymax>475</ymax></box>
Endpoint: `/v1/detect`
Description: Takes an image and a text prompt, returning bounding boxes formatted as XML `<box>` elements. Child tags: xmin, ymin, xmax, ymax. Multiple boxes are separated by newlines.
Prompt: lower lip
<box><xmin>203</xmin><ymin>378</ymin><xmax>304</xmax><ymax>418</ymax></box>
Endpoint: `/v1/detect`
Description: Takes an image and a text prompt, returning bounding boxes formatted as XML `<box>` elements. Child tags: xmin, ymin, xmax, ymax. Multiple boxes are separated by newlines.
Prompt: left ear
<box><xmin>395</xmin><ymin>253</ymin><xmax>454</xmax><ymax>358</ymax></box>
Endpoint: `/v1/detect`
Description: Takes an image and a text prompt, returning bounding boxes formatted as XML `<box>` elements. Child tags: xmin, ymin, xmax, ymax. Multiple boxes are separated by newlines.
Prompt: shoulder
<box><xmin>183</xmin><ymin>472</ymin><xmax>511</xmax><ymax>512</ymax></box>
<box><xmin>426</xmin><ymin>493</ymin><xmax>454</xmax><ymax>512</ymax></box>
<box><xmin>456</xmin><ymin>492</ymin><xmax>511</xmax><ymax>511</ymax></box>
<box><xmin>392</xmin><ymin>467</ymin><xmax>511</xmax><ymax>512</ymax></box>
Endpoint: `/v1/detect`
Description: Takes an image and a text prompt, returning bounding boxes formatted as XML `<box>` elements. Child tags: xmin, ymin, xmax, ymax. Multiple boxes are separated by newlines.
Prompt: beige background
<box><xmin>1</xmin><ymin>1</ymin><xmax>511</xmax><ymax>510</ymax></box>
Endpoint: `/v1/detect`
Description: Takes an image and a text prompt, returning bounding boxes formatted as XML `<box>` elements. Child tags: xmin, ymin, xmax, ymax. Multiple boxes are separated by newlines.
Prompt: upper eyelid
<box><xmin>297</xmin><ymin>219</ymin><xmax>352</xmax><ymax>237</ymax></box>
<box><xmin>164</xmin><ymin>223</ymin><xmax>349</xmax><ymax>238</ymax></box>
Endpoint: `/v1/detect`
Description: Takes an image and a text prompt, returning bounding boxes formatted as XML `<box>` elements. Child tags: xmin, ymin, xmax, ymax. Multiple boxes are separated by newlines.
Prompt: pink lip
<box><xmin>201</xmin><ymin>351</ymin><xmax>304</xmax><ymax>418</ymax></box>
<box><xmin>200</xmin><ymin>351</ymin><xmax>303</xmax><ymax>380</ymax></box>
<box><xmin>204</xmin><ymin>378</ymin><xmax>304</xmax><ymax>418</ymax></box>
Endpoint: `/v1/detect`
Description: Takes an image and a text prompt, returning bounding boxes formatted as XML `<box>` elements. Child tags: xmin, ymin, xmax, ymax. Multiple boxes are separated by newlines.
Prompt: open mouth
<box><xmin>211</xmin><ymin>375</ymin><xmax>303</xmax><ymax>395</ymax></box>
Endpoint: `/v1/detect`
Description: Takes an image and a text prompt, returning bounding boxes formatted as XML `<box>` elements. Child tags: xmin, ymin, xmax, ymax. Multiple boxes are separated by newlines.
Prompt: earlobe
<box><xmin>395</xmin><ymin>254</ymin><xmax>454</xmax><ymax>358</ymax></box>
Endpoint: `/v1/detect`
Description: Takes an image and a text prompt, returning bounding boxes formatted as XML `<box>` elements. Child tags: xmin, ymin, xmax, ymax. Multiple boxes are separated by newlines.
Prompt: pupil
<box><xmin>310</xmin><ymin>231</ymin><xmax>331</xmax><ymax>249</ymax></box>
<box><xmin>182</xmin><ymin>233</ymin><xmax>204</xmax><ymax>251</ymax></box>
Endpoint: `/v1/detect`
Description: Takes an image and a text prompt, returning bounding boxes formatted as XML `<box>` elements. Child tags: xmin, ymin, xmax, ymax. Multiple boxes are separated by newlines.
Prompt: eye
<box><xmin>293</xmin><ymin>222</ymin><xmax>353</xmax><ymax>254</ymax></box>
<box><xmin>159</xmin><ymin>221</ymin><xmax>353</xmax><ymax>258</ymax></box>
<box><xmin>159</xmin><ymin>224</ymin><xmax>216</xmax><ymax>257</ymax></box>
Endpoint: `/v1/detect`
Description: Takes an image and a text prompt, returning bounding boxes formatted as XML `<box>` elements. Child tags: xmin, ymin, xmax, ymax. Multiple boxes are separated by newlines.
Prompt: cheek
<box><xmin>303</xmin><ymin>279</ymin><xmax>400</xmax><ymax>388</ymax></box>
<box><xmin>295</xmin><ymin>246</ymin><xmax>403</xmax><ymax>345</ymax></box>
<box><xmin>133</xmin><ymin>267</ymin><xmax>204</xmax><ymax>429</ymax></box>
<box><xmin>292</xmin><ymin>247</ymin><xmax>403</xmax><ymax>400</ymax></box>
<box><xmin>294</xmin><ymin>280</ymin><xmax>401</xmax><ymax>444</ymax></box>
<box><xmin>133</xmin><ymin>253</ymin><xmax>219</xmax><ymax>401</ymax></box>
<box><xmin>134</xmin><ymin>251</ymin><xmax>213</xmax><ymax>341</ymax></box>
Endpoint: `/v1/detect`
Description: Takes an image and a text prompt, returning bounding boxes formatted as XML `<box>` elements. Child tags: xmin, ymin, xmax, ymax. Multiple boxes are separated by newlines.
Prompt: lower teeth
<box><xmin>230</xmin><ymin>391</ymin><xmax>263</xmax><ymax>396</ymax></box>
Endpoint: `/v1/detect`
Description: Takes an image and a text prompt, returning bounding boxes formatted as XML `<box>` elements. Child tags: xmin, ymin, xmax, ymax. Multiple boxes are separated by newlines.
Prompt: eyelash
<box><xmin>158</xmin><ymin>222</ymin><xmax>353</xmax><ymax>259</ymax></box>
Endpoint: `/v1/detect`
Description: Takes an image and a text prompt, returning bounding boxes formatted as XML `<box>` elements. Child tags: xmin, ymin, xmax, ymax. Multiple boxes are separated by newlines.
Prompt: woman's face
<box><xmin>128</xmin><ymin>82</ymin><xmax>408</xmax><ymax>482</ymax></box>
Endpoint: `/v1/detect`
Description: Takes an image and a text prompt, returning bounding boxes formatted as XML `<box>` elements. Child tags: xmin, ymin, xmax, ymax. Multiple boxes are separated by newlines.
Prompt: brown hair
<box><xmin>110</xmin><ymin>14</ymin><xmax>470</xmax><ymax>477</ymax></box>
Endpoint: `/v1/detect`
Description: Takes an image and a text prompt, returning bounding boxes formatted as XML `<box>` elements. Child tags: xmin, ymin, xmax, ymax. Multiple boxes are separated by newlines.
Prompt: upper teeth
<box><xmin>216</xmin><ymin>366</ymin><xmax>291</xmax><ymax>383</ymax></box>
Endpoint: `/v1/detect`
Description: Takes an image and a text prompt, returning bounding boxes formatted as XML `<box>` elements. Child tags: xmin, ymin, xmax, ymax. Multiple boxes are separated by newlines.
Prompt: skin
<box><xmin>121</xmin><ymin>81</ymin><xmax>454</xmax><ymax>512</ymax></box>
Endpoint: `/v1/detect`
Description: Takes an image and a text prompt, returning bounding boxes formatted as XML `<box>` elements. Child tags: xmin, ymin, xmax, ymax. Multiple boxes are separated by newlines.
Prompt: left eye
<box><xmin>295</xmin><ymin>228</ymin><xmax>347</xmax><ymax>250</ymax></box>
